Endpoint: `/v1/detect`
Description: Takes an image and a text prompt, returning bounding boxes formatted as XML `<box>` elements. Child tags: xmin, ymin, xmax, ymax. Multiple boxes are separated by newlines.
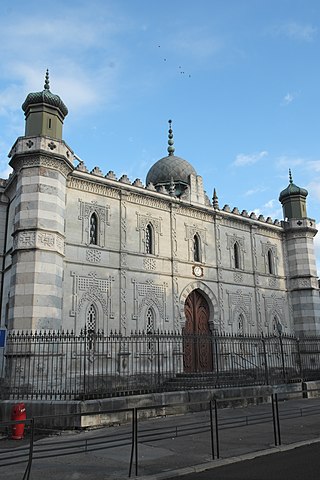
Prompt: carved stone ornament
<box><xmin>132</xmin><ymin>279</ymin><xmax>168</xmax><ymax>323</ymax></box>
<box><xmin>263</xmin><ymin>293</ymin><xmax>286</xmax><ymax>329</ymax></box>
<box><xmin>68</xmin><ymin>177</ymin><xmax>120</xmax><ymax>198</ymax></box>
<box><xmin>70</xmin><ymin>271</ymin><xmax>114</xmax><ymax>320</ymax></box>
<box><xmin>136</xmin><ymin>212</ymin><xmax>163</xmax><ymax>255</ymax></box>
<box><xmin>48</xmin><ymin>141</ymin><xmax>57</xmax><ymax>150</ymax></box>
<box><xmin>79</xmin><ymin>199</ymin><xmax>110</xmax><ymax>247</ymax></box>
<box><xmin>144</xmin><ymin>258</ymin><xmax>156</xmax><ymax>270</ymax></box>
<box><xmin>86</xmin><ymin>249</ymin><xmax>101</xmax><ymax>263</ymax></box>
<box><xmin>13</xmin><ymin>230</ymin><xmax>65</xmax><ymax>255</ymax></box>
<box><xmin>227</xmin><ymin>289</ymin><xmax>253</xmax><ymax>327</ymax></box>
<box><xmin>11</xmin><ymin>154</ymin><xmax>72</xmax><ymax>177</ymax></box>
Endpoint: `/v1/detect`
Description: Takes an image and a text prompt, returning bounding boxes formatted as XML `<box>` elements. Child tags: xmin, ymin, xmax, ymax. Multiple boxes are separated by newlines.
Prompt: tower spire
<box><xmin>44</xmin><ymin>69</ymin><xmax>50</xmax><ymax>90</ymax></box>
<box><xmin>289</xmin><ymin>168</ymin><xmax>293</xmax><ymax>184</ymax></box>
<box><xmin>167</xmin><ymin>119</ymin><xmax>175</xmax><ymax>156</ymax></box>
<box><xmin>212</xmin><ymin>188</ymin><xmax>219</xmax><ymax>209</ymax></box>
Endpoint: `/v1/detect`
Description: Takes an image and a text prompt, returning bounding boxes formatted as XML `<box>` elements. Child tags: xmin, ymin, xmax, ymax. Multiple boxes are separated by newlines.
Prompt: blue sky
<box><xmin>1</xmin><ymin>0</ymin><xmax>320</xmax><ymax>270</ymax></box>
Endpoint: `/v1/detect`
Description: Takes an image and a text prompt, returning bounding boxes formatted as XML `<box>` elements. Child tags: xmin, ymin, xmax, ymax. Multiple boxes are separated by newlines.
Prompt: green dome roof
<box><xmin>22</xmin><ymin>70</ymin><xmax>68</xmax><ymax>117</ymax></box>
<box><xmin>279</xmin><ymin>170</ymin><xmax>308</xmax><ymax>202</ymax></box>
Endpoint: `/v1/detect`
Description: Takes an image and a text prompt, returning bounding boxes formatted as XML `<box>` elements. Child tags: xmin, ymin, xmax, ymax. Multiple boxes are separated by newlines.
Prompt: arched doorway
<box><xmin>183</xmin><ymin>289</ymin><xmax>212</xmax><ymax>372</ymax></box>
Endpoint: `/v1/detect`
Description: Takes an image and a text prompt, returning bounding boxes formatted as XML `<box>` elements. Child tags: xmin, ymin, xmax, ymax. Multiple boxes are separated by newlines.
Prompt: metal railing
<box><xmin>2</xmin><ymin>392</ymin><xmax>320</xmax><ymax>479</ymax></box>
<box><xmin>1</xmin><ymin>330</ymin><xmax>320</xmax><ymax>400</ymax></box>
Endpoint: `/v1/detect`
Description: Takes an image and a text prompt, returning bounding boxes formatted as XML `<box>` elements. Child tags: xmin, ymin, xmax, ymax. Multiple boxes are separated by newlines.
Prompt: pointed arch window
<box><xmin>267</xmin><ymin>249</ymin><xmax>274</xmax><ymax>275</ymax></box>
<box><xmin>238</xmin><ymin>313</ymin><xmax>244</xmax><ymax>336</ymax></box>
<box><xmin>145</xmin><ymin>223</ymin><xmax>154</xmax><ymax>254</ymax></box>
<box><xmin>89</xmin><ymin>213</ymin><xmax>98</xmax><ymax>245</ymax></box>
<box><xmin>273</xmin><ymin>316</ymin><xmax>282</xmax><ymax>336</ymax></box>
<box><xmin>193</xmin><ymin>234</ymin><xmax>201</xmax><ymax>262</ymax></box>
<box><xmin>86</xmin><ymin>303</ymin><xmax>97</xmax><ymax>350</ymax></box>
<box><xmin>146</xmin><ymin>307</ymin><xmax>155</xmax><ymax>351</ymax></box>
<box><xmin>146</xmin><ymin>307</ymin><xmax>155</xmax><ymax>333</ymax></box>
<box><xmin>234</xmin><ymin>242</ymin><xmax>240</xmax><ymax>269</ymax></box>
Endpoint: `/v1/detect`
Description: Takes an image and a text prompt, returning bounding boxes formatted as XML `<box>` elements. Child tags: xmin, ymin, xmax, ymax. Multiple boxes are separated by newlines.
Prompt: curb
<box><xmin>138</xmin><ymin>438</ymin><xmax>320</xmax><ymax>479</ymax></box>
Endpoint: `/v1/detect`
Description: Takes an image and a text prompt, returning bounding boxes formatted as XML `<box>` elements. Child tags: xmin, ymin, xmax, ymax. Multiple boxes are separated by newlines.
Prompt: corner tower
<box><xmin>22</xmin><ymin>69</ymin><xmax>68</xmax><ymax>139</ymax></box>
<box><xmin>7</xmin><ymin>71</ymin><xmax>74</xmax><ymax>330</ymax></box>
<box><xmin>279</xmin><ymin>170</ymin><xmax>320</xmax><ymax>336</ymax></box>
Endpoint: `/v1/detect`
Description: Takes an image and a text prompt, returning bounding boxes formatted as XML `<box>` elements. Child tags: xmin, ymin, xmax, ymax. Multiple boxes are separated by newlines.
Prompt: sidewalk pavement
<box><xmin>1</xmin><ymin>396</ymin><xmax>320</xmax><ymax>479</ymax></box>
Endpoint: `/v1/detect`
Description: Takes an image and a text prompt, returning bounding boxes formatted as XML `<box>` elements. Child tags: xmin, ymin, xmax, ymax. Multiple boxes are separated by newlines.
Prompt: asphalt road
<box><xmin>165</xmin><ymin>443</ymin><xmax>320</xmax><ymax>480</ymax></box>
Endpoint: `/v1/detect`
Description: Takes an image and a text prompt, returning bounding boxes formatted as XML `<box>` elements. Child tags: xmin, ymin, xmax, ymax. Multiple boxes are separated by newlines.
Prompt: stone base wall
<box><xmin>0</xmin><ymin>383</ymin><xmax>314</xmax><ymax>430</ymax></box>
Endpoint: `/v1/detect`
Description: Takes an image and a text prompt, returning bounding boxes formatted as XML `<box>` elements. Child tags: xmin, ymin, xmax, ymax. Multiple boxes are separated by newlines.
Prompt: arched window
<box><xmin>146</xmin><ymin>307</ymin><xmax>155</xmax><ymax>351</ymax></box>
<box><xmin>87</xmin><ymin>304</ymin><xmax>96</xmax><ymax>332</ymax></box>
<box><xmin>238</xmin><ymin>313</ymin><xmax>244</xmax><ymax>336</ymax></box>
<box><xmin>86</xmin><ymin>304</ymin><xmax>97</xmax><ymax>350</ymax></box>
<box><xmin>267</xmin><ymin>249</ymin><xmax>274</xmax><ymax>274</ymax></box>
<box><xmin>273</xmin><ymin>316</ymin><xmax>282</xmax><ymax>336</ymax></box>
<box><xmin>193</xmin><ymin>234</ymin><xmax>201</xmax><ymax>262</ymax></box>
<box><xmin>146</xmin><ymin>307</ymin><xmax>155</xmax><ymax>333</ymax></box>
<box><xmin>234</xmin><ymin>242</ymin><xmax>240</xmax><ymax>269</ymax></box>
<box><xmin>89</xmin><ymin>213</ymin><xmax>98</xmax><ymax>245</ymax></box>
<box><xmin>145</xmin><ymin>223</ymin><xmax>154</xmax><ymax>254</ymax></box>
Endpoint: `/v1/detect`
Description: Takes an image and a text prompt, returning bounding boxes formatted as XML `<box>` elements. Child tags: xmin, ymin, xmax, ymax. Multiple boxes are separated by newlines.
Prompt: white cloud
<box><xmin>271</xmin><ymin>21</ymin><xmax>317</xmax><ymax>42</ymax></box>
<box><xmin>0</xmin><ymin>3</ymin><xmax>128</xmax><ymax>117</ymax></box>
<box><xmin>281</xmin><ymin>92</ymin><xmax>295</xmax><ymax>106</ymax></box>
<box><xmin>276</xmin><ymin>156</ymin><xmax>305</xmax><ymax>169</ymax></box>
<box><xmin>233</xmin><ymin>150</ymin><xmax>268</xmax><ymax>167</ymax></box>
<box><xmin>307</xmin><ymin>181</ymin><xmax>320</xmax><ymax>201</ymax></box>
<box><xmin>306</xmin><ymin>161</ymin><xmax>320</xmax><ymax>172</ymax></box>
<box><xmin>264</xmin><ymin>199</ymin><xmax>275</xmax><ymax>209</ymax></box>
<box><xmin>249</xmin><ymin>201</ymin><xmax>282</xmax><ymax>223</ymax></box>
<box><xmin>244</xmin><ymin>186</ymin><xmax>267</xmax><ymax>196</ymax></box>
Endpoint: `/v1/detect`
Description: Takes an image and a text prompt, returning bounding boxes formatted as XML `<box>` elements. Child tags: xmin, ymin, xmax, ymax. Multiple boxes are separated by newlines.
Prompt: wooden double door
<box><xmin>183</xmin><ymin>289</ymin><xmax>213</xmax><ymax>372</ymax></box>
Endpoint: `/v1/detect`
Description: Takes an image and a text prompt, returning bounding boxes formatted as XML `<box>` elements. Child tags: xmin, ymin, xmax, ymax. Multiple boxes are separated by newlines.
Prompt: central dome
<box><xmin>146</xmin><ymin>154</ymin><xmax>197</xmax><ymax>186</ymax></box>
<box><xmin>146</xmin><ymin>121</ymin><xmax>197</xmax><ymax>195</ymax></box>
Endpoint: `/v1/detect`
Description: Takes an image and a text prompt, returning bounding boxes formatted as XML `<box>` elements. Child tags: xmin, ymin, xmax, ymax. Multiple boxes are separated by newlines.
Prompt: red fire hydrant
<box><xmin>11</xmin><ymin>403</ymin><xmax>26</xmax><ymax>440</ymax></box>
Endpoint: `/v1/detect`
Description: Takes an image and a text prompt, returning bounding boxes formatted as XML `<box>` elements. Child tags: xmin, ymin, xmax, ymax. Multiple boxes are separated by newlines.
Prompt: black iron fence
<box><xmin>1</xmin><ymin>330</ymin><xmax>320</xmax><ymax>400</ymax></box>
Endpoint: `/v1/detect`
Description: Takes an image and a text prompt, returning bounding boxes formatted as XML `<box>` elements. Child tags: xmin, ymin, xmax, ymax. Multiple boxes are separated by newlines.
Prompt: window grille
<box><xmin>193</xmin><ymin>234</ymin><xmax>201</xmax><ymax>262</ymax></box>
<box><xmin>238</xmin><ymin>313</ymin><xmax>244</xmax><ymax>335</ymax></box>
<box><xmin>90</xmin><ymin>213</ymin><xmax>98</xmax><ymax>245</ymax></box>
<box><xmin>145</xmin><ymin>224</ymin><xmax>153</xmax><ymax>254</ymax></box>
<box><xmin>86</xmin><ymin>304</ymin><xmax>96</xmax><ymax>350</ymax></box>
<box><xmin>268</xmin><ymin>249</ymin><xmax>274</xmax><ymax>274</ymax></box>
<box><xmin>146</xmin><ymin>307</ymin><xmax>155</xmax><ymax>351</ymax></box>
<box><xmin>234</xmin><ymin>242</ymin><xmax>240</xmax><ymax>269</ymax></box>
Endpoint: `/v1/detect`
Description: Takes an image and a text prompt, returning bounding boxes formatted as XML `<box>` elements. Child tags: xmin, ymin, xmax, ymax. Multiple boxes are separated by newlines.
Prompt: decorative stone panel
<box><xmin>185</xmin><ymin>223</ymin><xmax>207</xmax><ymax>262</ymax></box>
<box><xmin>226</xmin><ymin>234</ymin><xmax>245</xmax><ymax>269</ymax></box>
<box><xmin>70</xmin><ymin>271</ymin><xmax>114</xmax><ymax>328</ymax></box>
<box><xmin>143</xmin><ymin>258</ymin><xmax>156</xmax><ymax>270</ymax></box>
<box><xmin>79</xmin><ymin>199</ymin><xmax>110</xmax><ymax>247</ymax></box>
<box><xmin>86</xmin><ymin>249</ymin><xmax>101</xmax><ymax>263</ymax></box>
<box><xmin>136</xmin><ymin>213</ymin><xmax>162</xmax><ymax>255</ymax></box>
<box><xmin>13</xmin><ymin>230</ymin><xmax>65</xmax><ymax>255</ymax></box>
<box><xmin>261</xmin><ymin>241</ymin><xmax>278</xmax><ymax>275</ymax></box>
<box><xmin>132</xmin><ymin>279</ymin><xmax>168</xmax><ymax>324</ymax></box>
<box><xmin>263</xmin><ymin>293</ymin><xmax>286</xmax><ymax>329</ymax></box>
<box><xmin>227</xmin><ymin>290</ymin><xmax>253</xmax><ymax>329</ymax></box>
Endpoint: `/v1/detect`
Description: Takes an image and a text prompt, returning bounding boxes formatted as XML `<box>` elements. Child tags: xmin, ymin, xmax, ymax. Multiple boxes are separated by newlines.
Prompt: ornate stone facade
<box><xmin>0</xmin><ymin>77</ymin><xmax>319</xmax><ymax>338</ymax></box>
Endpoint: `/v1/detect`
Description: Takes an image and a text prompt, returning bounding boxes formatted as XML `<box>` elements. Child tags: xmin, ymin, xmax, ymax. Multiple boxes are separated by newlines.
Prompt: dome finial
<box><xmin>167</xmin><ymin>119</ymin><xmax>175</xmax><ymax>156</ymax></box>
<box><xmin>289</xmin><ymin>168</ymin><xmax>293</xmax><ymax>184</ymax></box>
<box><xmin>44</xmin><ymin>69</ymin><xmax>50</xmax><ymax>90</ymax></box>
